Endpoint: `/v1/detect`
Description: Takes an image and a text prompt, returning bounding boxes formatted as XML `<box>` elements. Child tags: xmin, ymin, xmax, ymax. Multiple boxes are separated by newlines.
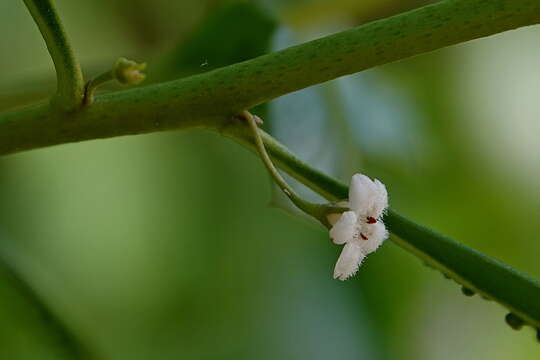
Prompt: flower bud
<box><xmin>114</xmin><ymin>58</ymin><xmax>146</xmax><ymax>85</ymax></box>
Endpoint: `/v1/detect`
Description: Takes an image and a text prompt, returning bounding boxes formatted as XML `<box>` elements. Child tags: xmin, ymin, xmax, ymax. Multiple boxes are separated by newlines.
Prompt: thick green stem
<box><xmin>3</xmin><ymin>0</ymin><xmax>540</xmax><ymax>154</ymax></box>
<box><xmin>23</xmin><ymin>0</ymin><xmax>84</xmax><ymax>110</ymax></box>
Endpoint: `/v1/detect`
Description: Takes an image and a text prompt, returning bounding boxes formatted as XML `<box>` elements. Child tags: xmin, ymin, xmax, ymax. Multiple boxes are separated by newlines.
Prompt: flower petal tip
<box><xmin>329</xmin><ymin>211</ymin><xmax>357</xmax><ymax>245</ymax></box>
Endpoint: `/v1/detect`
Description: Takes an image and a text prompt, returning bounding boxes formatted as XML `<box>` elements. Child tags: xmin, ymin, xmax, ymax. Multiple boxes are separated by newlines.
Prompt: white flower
<box><xmin>329</xmin><ymin>174</ymin><xmax>389</xmax><ymax>280</ymax></box>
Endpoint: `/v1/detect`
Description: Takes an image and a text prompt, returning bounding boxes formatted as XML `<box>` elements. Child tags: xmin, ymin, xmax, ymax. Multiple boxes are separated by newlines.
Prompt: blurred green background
<box><xmin>1</xmin><ymin>0</ymin><xmax>540</xmax><ymax>359</ymax></box>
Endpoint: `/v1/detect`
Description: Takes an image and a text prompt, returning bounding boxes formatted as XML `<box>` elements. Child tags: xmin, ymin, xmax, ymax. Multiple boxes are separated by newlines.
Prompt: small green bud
<box><xmin>113</xmin><ymin>58</ymin><xmax>146</xmax><ymax>85</ymax></box>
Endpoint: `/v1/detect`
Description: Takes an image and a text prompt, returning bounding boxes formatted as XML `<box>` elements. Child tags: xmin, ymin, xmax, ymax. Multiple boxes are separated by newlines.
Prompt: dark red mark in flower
<box><xmin>366</xmin><ymin>217</ymin><xmax>377</xmax><ymax>224</ymax></box>
<box><xmin>360</xmin><ymin>233</ymin><xmax>368</xmax><ymax>240</ymax></box>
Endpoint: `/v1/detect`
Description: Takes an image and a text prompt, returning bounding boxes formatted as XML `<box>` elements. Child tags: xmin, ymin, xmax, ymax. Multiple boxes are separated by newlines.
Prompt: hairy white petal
<box><xmin>349</xmin><ymin>174</ymin><xmax>388</xmax><ymax>219</ymax></box>
<box><xmin>329</xmin><ymin>211</ymin><xmax>357</xmax><ymax>245</ymax></box>
<box><xmin>371</xmin><ymin>179</ymin><xmax>388</xmax><ymax>218</ymax></box>
<box><xmin>359</xmin><ymin>222</ymin><xmax>388</xmax><ymax>254</ymax></box>
<box><xmin>348</xmin><ymin>174</ymin><xmax>376</xmax><ymax>215</ymax></box>
<box><xmin>333</xmin><ymin>242</ymin><xmax>365</xmax><ymax>281</ymax></box>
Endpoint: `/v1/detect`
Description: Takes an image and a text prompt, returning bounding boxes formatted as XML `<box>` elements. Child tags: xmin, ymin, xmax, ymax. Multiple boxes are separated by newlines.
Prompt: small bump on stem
<box><xmin>83</xmin><ymin>57</ymin><xmax>146</xmax><ymax>105</ymax></box>
<box><xmin>113</xmin><ymin>58</ymin><xmax>147</xmax><ymax>85</ymax></box>
<box><xmin>505</xmin><ymin>313</ymin><xmax>525</xmax><ymax>330</ymax></box>
<box><xmin>461</xmin><ymin>287</ymin><xmax>475</xmax><ymax>297</ymax></box>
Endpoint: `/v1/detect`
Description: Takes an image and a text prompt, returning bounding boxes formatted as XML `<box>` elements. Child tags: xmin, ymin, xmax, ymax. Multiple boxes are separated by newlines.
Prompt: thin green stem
<box><xmin>83</xmin><ymin>72</ymin><xmax>114</xmax><ymax>106</ymax></box>
<box><xmin>243</xmin><ymin>110</ymin><xmax>345</xmax><ymax>226</ymax></box>
<box><xmin>22</xmin><ymin>0</ymin><xmax>84</xmax><ymax>111</ymax></box>
<box><xmin>243</xmin><ymin>111</ymin><xmax>298</xmax><ymax>197</ymax></box>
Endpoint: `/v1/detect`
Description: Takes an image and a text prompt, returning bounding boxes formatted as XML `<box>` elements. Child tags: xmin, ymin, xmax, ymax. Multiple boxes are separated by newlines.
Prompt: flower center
<box><xmin>366</xmin><ymin>216</ymin><xmax>377</xmax><ymax>224</ymax></box>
